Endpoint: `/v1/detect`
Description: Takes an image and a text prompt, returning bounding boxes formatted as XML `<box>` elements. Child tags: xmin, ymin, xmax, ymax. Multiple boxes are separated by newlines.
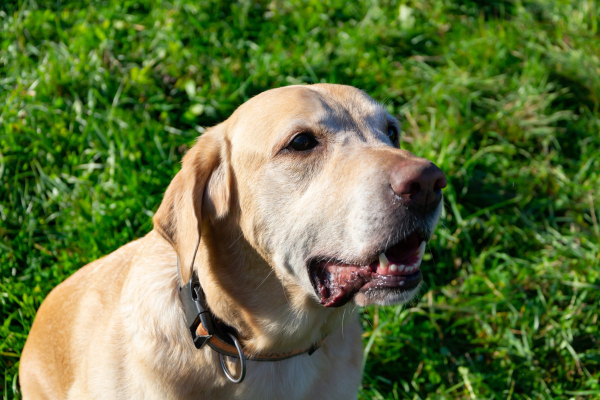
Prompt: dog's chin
<box><xmin>353</xmin><ymin>283</ymin><xmax>423</xmax><ymax>306</ymax></box>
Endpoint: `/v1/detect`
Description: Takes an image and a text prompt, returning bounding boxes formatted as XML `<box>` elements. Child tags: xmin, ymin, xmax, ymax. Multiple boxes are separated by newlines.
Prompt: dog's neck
<box><xmin>194</xmin><ymin>224</ymin><xmax>351</xmax><ymax>354</ymax></box>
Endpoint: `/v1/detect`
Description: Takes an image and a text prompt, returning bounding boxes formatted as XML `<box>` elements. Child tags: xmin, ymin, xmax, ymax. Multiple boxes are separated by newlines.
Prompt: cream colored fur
<box><xmin>20</xmin><ymin>84</ymin><xmax>440</xmax><ymax>399</ymax></box>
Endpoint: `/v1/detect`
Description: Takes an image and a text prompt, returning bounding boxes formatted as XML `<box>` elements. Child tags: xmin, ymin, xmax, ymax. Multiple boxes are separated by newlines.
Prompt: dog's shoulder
<box><xmin>20</xmin><ymin>232</ymin><xmax>172</xmax><ymax>398</ymax></box>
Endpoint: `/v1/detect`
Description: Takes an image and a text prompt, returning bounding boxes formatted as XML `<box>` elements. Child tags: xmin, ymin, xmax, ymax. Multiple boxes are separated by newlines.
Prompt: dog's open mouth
<box><xmin>310</xmin><ymin>232</ymin><xmax>426</xmax><ymax>307</ymax></box>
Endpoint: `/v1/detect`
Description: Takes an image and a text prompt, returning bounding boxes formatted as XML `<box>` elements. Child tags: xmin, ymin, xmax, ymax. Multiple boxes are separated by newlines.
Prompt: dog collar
<box><xmin>178</xmin><ymin>260</ymin><xmax>327</xmax><ymax>383</ymax></box>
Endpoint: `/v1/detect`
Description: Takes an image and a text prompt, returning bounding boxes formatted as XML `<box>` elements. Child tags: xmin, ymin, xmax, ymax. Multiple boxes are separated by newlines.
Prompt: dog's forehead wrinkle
<box><xmin>308</xmin><ymin>84</ymin><xmax>388</xmax><ymax>129</ymax></box>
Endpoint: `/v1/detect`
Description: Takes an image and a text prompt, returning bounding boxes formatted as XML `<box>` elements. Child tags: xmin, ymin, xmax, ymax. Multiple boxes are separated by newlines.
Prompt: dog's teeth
<box><xmin>417</xmin><ymin>241</ymin><xmax>426</xmax><ymax>258</ymax></box>
<box><xmin>390</xmin><ymin>264</ymin><xmax>398</xmax><ymax>272</ymax></box>
<box><xmin>400</xmin><ymin>281</ymin><xmax>405</xmax><ymax>286</ymax></box>
<box><xmin>379</xmin><ymin>253</ymin><xmax>389</xmax><ymax>269</ymax></box>
<box><xmin>398</xmin><ymin>265</ymin><xmax>405</xmax><ymax>272</ymax></box>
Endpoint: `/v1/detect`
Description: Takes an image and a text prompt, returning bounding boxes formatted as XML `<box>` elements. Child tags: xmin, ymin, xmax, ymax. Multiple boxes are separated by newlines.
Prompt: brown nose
<box><xmin>390</xmin><ymin>159</ymin><xmax>447</xmax><ymax>216</ymax></box>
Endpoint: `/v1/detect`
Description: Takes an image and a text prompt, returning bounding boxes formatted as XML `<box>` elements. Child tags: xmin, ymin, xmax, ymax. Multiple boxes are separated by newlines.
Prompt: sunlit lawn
<box><xmin>1</xmin><ymin>0</ymin><xmax>599</xmax><ymax>398</ymax></box>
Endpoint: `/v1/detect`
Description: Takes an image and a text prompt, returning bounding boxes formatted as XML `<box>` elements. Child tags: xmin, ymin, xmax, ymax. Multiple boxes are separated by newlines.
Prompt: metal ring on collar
<box><xmin>218</xmin><ymin>333</ymin><xmax>246</xmax><ymax>384</ymax></box>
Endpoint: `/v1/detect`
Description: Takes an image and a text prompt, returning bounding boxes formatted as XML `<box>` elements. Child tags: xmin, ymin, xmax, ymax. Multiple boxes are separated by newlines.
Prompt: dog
<box><xmin>20</xmin><ymin>84</ymin><xmax>446</xmax><ymax>399</ymax></box>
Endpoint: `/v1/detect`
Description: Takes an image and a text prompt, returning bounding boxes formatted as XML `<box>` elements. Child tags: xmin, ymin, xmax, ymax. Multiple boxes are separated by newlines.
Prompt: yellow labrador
<box><xmin>20</xmin><ymin>84</ymin><xmax>446</xmax><ymax>399</ymax></box>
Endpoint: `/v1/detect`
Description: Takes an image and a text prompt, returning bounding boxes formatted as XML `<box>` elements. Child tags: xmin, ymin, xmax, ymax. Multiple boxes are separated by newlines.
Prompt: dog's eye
<box><xmin>387</xmin><ymin>125</ymin><xmax>399</xmax><ymax>143</ymax></box>
<box><xmin>288</xmin><ymin>133</ymin><xmax>318</xmax><ymax>151</ymax></box>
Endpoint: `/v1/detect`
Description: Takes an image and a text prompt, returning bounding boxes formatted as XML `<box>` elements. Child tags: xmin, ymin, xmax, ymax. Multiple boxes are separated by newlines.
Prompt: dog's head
<box><xmin>154</xmin><ymin>84</ymin><xmax>445</xmax><ymax>309</ymax></box>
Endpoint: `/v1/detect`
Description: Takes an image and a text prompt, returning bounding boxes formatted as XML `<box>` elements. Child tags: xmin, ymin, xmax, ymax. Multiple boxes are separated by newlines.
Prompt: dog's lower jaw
<box><xmin>353</xmin><ymin>283</ymin><xmax>423</xmax><ymax>306</ymax></box>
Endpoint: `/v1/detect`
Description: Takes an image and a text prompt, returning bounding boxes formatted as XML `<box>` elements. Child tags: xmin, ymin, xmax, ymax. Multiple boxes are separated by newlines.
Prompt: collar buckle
<box><xmin>179</xmin><ymin>270</ymin><xmax>214</xmax><ymax>349</ymax></box>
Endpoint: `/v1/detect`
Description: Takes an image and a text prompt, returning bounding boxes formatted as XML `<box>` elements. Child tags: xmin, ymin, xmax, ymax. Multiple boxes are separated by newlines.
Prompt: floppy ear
<box><xmin>153</xmin><ymin>124</ymin><xmax>229</xmax><ymax>285</ymax></box>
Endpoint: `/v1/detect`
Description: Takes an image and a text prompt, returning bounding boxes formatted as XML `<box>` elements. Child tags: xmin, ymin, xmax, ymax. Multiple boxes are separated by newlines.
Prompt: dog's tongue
<box><xmin>314</xmin><ymin>263</ymin><xmax>370</xmax><ymax>307</ymax></box>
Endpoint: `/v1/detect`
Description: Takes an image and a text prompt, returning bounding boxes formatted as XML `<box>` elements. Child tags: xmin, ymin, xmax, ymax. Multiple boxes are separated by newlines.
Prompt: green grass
<box><xmin>1</xmin><ymin>0</ymin><xmax>599</xmax><ymax>398</ymax></box>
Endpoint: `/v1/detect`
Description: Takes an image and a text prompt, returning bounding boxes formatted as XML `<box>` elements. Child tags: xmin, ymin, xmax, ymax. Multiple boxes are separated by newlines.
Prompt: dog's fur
<box><xmin>20</xmin><ymin>84</ymin><xmax>442</xmax><ymax>399</ymax></box>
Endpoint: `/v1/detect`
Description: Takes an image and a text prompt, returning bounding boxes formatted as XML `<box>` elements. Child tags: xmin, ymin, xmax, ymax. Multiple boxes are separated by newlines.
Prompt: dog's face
<box><xmin>154</xmin><ymin>84</ymin><xmax>445</xmax><ymax>310</ymax></box>
<box><xmin>218</xmin><ymin>84</ymin><xmax>446</xmax><ymax>307</ymax></box>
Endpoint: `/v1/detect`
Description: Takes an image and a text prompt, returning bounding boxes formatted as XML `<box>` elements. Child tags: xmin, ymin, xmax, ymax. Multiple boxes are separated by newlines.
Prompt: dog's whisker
<box><xmin>229</xmin><ymin>232</ymin><xmax>244</xmax><ymax>248</ymax></box>
<box><xmin>341</xmin><ymin>307</ymin><xmax>347</xmax><ymax>339</ymax></box>
<box><xmin>254</xmin><ymin>269</ymin><xmax>275</xmax><ymax>292</ymax></box>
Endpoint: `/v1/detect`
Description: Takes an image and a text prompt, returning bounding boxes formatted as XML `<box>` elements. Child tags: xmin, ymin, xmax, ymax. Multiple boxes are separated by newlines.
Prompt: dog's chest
<box><xmin>181</xmin><ymin>348</ymin><xmax>362</xmax><ymax>400</ymax></box>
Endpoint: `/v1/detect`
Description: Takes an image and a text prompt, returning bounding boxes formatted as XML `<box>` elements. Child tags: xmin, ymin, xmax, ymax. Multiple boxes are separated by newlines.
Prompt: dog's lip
<box><xmin>360</xmin><ymin>270</ymin><xmax>422</xmax><ymax>291</ymax></box>
<box><xmin>308</xmin><ymin>230</ymin><xmax>428</xmax><ymax>270</ymax></box>
<box><xmin>308</xmin><ymin>231</ymin><xmax>427</xmax><ymax>307</ymax></box>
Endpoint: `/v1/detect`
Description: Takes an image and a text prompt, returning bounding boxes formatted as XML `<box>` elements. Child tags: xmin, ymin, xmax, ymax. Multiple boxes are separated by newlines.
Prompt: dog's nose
<box><xmin>390</xmin><ymin>159</ymin><xmax>447</xmax><ymax>215</ymax></box>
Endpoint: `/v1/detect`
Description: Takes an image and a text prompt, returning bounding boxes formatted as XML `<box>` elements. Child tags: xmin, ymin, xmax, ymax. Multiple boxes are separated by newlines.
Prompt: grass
<box><xmin>1</xmin><ymin>0</ymin><xmax>599</xmax><ymax>398</ymax></box>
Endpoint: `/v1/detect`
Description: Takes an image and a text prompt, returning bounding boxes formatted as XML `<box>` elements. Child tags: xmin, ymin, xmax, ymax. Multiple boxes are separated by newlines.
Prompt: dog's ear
<box><xmin>153</xmin><ymin>124</ymin><xmax>230</xmax><ymax>284</ymax></box>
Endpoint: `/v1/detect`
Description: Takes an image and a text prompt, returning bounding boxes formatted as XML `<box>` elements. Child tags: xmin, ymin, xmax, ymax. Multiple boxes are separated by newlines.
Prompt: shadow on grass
<box><xmin>452</xmin><ymin>0</ymin><xmax>517</xmax><ymax>18</ymax></box>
